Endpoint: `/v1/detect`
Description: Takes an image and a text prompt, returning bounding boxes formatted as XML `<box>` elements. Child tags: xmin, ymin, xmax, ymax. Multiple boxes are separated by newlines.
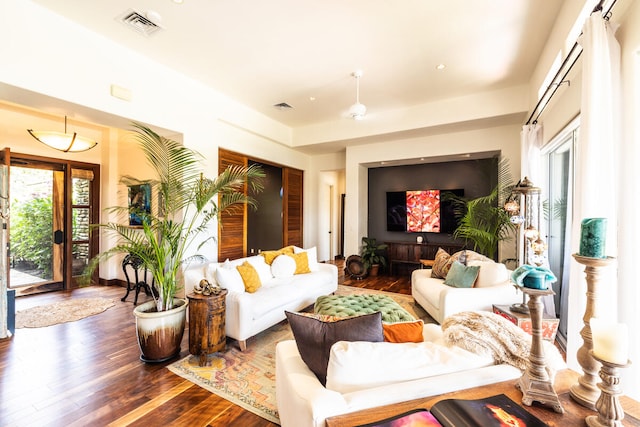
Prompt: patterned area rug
<box><xmin>167</xmin><ymin>285</ymin><xmax>434</xmax><ymax>424</ymax></box>
<box><xmin>15</xmin><ymin>297</ymin><xmax>116</xmax><ymax>328</ymax></box>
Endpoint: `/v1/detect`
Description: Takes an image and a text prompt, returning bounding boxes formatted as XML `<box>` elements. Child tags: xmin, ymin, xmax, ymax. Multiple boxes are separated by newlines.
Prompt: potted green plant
<box><xmin>452</xmin><ymin>158</ymin><xmax>515</xmax><ymax>260</ymax></box>
<box><xmin>360</xmin><ymin>237</ymin><xmax>387</xmax><ymax>277</ymax></box>
<box><xmin>84</xmin><ymin>123</ymin><xmax>264</xmax><ymax>362</ymax></box>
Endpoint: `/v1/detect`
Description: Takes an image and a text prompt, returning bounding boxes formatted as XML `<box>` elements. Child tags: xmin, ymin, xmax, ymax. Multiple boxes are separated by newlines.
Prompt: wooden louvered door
<box><xmin>283</xmin><ymin>167</ymin><xmax>303</xmax><ymax>247</ymax></box>
<box><xmin>218</xmin><ymin>149</ymin><xmax>247</xmax><ymax>261</ymax></box>
<box><xmin>218</xmin><ymin>149</ymin><xmax>303</xmax><ymax>260</ymax></box>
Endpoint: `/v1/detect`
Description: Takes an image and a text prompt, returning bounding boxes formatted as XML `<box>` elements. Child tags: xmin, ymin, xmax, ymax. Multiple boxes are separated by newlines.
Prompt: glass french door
<box><xmin>9</xmin><ymin>164</ymin><xmax>64</xmax><ymax>293</ymax></box>
<box><xmin>543</xmin><ymin>118</ymin><xmax>578</xmax><ymax>349</ymax></box>
<box><xmin>2</xmin><ymin>149</ymin><xmax>99</xmax><ymax>295</ymax></box>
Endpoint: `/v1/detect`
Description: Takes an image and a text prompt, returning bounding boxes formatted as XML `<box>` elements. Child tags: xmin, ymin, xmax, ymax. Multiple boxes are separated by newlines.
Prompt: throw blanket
<box><xmin>441</xmin><ymin>311</ymin><xmax>531</xmax><ymax>371</ymax></box>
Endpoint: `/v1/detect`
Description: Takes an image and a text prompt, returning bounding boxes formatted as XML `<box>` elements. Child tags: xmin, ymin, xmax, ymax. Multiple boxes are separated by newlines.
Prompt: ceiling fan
<box><xmin>348</xmin><ymin>70</ymin><xmax>366</xmax><ymax>120</ymax></box>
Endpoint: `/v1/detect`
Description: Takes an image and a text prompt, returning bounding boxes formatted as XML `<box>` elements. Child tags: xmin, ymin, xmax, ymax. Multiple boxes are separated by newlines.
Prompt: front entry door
<box><xmin>2</xmin><ymin>149</ymin><xmax>99</xmax><ymax>295</ymax></box>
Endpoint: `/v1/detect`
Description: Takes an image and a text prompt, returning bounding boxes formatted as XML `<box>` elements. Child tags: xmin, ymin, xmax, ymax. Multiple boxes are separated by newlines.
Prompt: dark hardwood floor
<box><xmin>0</xmin><ymin>262</ymin><xmax>412</xmax><ymax>426</ymax></box>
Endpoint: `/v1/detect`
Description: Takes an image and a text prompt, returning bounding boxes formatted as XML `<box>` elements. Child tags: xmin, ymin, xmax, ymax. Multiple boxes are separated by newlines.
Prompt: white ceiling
<box><xmin>30</xmin><ymin>0</ymin><xmax>563</xmax><ymax>130</ymax></box>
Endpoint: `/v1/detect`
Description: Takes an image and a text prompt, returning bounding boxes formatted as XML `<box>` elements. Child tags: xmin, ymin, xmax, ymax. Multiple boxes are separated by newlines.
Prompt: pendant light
<box><xmin>349</xmin><ymin>70</ymin><xmax>367</xmax><ymax>120</ymax></box>
<box><xmin>28</xmin><ymin>116</ymin><xmax>98</xmax><ymax>153</ymax></box>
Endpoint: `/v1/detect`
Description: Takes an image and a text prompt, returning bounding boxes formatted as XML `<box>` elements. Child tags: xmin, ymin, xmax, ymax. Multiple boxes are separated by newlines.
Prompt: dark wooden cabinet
<box><xmin>385</xmin><ymin>241</ymin><xmax>463</xmax><ymax>275</ymax></box>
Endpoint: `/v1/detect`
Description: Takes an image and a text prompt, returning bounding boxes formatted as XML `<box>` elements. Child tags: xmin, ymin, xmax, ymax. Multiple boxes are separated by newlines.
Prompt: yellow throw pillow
<box><xmin>290</xmin><ymin>251</ymin><xmax>310</xmax><ymax>274</ymax></box>
<box><xmin>261</xmin><ymin>245</ymin><xmax>296</xmax><ymax>265</ymax></box>
<box><xmin>236</xmin><ymin>261</ymin><xmax>262</xmax><ymax>293</ymax></box>
<box><xmin>281</xmin><ymin>245</ymin><xmax>295</xmax><ymax>254</ymax></box>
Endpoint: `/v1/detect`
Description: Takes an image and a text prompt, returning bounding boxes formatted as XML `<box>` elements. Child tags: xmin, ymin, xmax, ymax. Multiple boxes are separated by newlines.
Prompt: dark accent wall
<box><xmin>248</xmin><ymin>161</ymin><xmax>283</xmax><ymax>254</ymax></box>
<box><xmin>368</xmin><ymin>158</ymin><xmax>497</xmax><ymax>245</ymax></box>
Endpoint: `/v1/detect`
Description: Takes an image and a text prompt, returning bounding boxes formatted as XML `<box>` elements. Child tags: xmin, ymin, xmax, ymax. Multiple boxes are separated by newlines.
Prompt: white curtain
<box><xmin>617</xmin><ymin>24</ymin><xmax>640</xmax><ymax>400</ymax></box>
<box><xmin>566</xmin><ymin>11</ymin><xmax>625</xmax><ymax>390</ymax></box>
<box><xmin>520</xmin><ymin>123</ymin><xmax>543</xmax><ymax>183</ymax></box>
<box><xmin>520</xmin><ymin>124</ymin><xmax>556</xmax><ymax>316</ymax></box>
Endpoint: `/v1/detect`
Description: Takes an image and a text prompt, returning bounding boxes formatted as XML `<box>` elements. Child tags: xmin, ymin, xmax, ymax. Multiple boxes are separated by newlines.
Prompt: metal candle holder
<box><xmin>586</xmin><ymin>351</ymin><xmax>631</xmax><ymax>427</ymax></box>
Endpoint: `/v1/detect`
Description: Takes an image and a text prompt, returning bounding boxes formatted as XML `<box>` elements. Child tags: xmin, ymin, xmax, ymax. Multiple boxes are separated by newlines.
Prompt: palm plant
<box><xmin>452</xmin><ymin>157</ymin><xmax>516</xmax><ymax>260</ymax></box>
<box><xmin>85</xmin><ymin>123</ymin><xmax>264</xmax><ymax>312</ymax></box>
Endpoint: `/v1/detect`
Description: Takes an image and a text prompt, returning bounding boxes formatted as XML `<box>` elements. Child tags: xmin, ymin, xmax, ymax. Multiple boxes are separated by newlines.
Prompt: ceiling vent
<box><xmin>118</xmin><ymin>9</ymin><xmax>163</xmax><ymax>37</ymax></box>
<box><xmin>273</xmin><ymin>102</ymin><xmax>293</xmax><ymax>110</ymax></box>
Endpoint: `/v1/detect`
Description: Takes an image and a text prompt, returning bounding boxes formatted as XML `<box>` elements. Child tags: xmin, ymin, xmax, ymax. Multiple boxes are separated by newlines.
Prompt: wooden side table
<box><xmin>419</xmin><ymin>259</ymin><xmax>435</xmax><ymax>268</ymax></box>
<box><xmin>187</xmin><ymin>290</ymin><xmax>227</xmax><ymax>366</ymax></box>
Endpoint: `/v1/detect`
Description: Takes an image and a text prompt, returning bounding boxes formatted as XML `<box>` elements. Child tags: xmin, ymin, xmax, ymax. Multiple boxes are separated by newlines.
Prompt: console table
<box><xmin>385</xmin><ymin>241</ymin><xmax>463</xmax><ymax>275</ymax></box>
<box><xmin>325</xmin><ymin>370</ymin><xmax>640</xmax><ymax>427</ymax></box>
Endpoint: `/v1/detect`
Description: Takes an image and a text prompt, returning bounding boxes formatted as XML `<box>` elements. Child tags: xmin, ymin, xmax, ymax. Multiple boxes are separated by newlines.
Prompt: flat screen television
<box><xmin>386</xmin><ymin>189</ymin><xmax>464</xmax><ymax>233</ymax></box>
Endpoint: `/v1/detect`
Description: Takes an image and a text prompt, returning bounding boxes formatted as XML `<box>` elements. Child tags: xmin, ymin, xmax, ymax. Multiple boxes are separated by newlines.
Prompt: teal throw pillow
<box><xmin>444</xmin><ymin>261</ymin><xmax>480</xmax><ymax>288</ymax></box>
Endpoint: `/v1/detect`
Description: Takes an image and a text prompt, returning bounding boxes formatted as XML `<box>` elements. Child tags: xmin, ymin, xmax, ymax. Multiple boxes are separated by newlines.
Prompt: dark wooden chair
<box><xmin>121</xmin><ymin>254</ymin><xmax>156</xmax><ymax>305</ymax></box>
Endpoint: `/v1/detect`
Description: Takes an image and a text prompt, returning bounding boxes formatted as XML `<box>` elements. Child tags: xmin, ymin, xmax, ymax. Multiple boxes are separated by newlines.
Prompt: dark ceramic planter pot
<box><xmin>133</xmin><ymin>298</ymin><xmax>188</xmax><ymax>363</ymax></box>
<box><xmin>369</xmin><ymin>264</ymin><xmax>380</xmax><ymax>277</ymax></box>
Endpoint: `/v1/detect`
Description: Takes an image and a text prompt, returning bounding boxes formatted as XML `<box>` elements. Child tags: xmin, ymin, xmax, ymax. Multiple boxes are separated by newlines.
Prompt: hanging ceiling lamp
<box><xmin>28</xmin><ymin>116</ymin><xmax>98</xmax><ymax>153</ymax></box>
<box><xmin>349</xmin><ymin>70</ymin><xmax>367</xmax><ymax>120</ymax></box>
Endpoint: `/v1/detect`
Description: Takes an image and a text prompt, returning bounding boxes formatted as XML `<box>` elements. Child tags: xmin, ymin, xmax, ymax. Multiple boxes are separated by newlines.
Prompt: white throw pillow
<box><xmin>271</xmin><ymin>254</ymin><xmax>296</xmax><ymax>278</ymax></box>
<box><xmin>294</xmin><ymin>246</ymin><xmax>319</xmax><ymax>271</ymax></box>
<box><xmin>245</xmin><ymin>255</ymin><xmax>274</xmax><ymax>283</ymax></box>
<box><xmin>205</xmin><ymin>263</ymin><xmax>219</xmax><ymax>284</ymax></box>
<box><xmin>215</xmin><ymin>263</ymin><xmax>245</xmax><ymax>293</ymax></box>
<box><xmin>467</xmin><ymin>260</ymin><xmax>509</xmax><ymax>288</ymax></box>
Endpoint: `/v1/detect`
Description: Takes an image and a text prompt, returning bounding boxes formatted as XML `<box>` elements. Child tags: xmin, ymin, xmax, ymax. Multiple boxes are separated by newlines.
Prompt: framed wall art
<box><xmin>128</xmin><ymin>184</ymin><xmax>151</xmax><ymax>226</ymax></box>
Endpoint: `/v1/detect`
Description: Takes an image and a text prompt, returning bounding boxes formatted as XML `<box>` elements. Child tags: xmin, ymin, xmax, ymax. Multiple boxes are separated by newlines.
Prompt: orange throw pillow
<box><xmin>382</xmin><ymin>320</ymin><xmax>424</xmax><ymax>343</ymax></box>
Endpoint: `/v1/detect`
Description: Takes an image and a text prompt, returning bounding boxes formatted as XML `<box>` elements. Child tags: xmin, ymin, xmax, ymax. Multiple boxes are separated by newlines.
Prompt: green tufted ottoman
<box><xmin>314</xmin><ymin>294</ymin><xmax>415</xmax><ymax>323</ymax></box>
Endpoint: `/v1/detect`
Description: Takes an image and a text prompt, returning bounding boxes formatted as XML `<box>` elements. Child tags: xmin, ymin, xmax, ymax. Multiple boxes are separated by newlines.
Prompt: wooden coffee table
<box><xmin>325</xmin><ymin>370</ymin><xmax>640</xmax><ymax>427</ymax></box>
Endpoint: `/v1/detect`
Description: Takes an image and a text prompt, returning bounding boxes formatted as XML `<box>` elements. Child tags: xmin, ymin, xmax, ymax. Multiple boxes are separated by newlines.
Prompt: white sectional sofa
<box><xmin>275</xmin><ymin>324</ymin><xmax>523</xmax><ymax>427</ymax></box>
<box><xmin>412</xmin><ymin>260</ymin><xmax>522</xmax><ymax>324</ymax></box>
<box><xmin>183</xmin><ymin>247</ymin><xmax>338</xmax><ymax>350</ymax></box>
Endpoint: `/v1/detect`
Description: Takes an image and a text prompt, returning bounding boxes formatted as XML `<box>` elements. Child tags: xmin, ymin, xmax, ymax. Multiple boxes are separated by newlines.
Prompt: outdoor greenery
<box><xmin>360</xmin><ymin>237</ymin><xmax>388</xmax><ymax>271</ymax></box>
<box><xmin>11</xmin><ymin>197</ymin><xmax>53</xmax><ymax>278</ymax></box>
<box><xmin>452</xmin><ymin>157</ymin><xmax>516</xmax><ymax>260</ymax></box>
<box><xmin>84</xmin><ymin>123</ymin><xmax>264</xmax><ymax>312</ymax></box>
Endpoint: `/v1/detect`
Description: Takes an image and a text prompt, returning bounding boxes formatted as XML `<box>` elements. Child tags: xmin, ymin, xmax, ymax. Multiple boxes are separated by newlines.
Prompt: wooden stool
<box><xmin>187</xmin><ymin>290</ymin><xmax>227</xmax><ymax>366</ymax></box>
<box><xmin>419</xmin><ymin>259</ymin><xmax>435</xmax><ymax>268</ymax></box>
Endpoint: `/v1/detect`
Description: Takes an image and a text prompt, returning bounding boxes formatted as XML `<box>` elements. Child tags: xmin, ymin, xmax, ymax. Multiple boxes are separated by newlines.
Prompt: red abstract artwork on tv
<box><xmin>406</xmin><ymin>190</ymin><xmax>440</xmax><ymax>233</ymax></box>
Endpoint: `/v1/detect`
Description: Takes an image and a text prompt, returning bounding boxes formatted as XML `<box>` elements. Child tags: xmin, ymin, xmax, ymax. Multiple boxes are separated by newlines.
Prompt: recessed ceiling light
<box><xmin>309</xmin><ymin>96</ymin><xmax>316</xmax><ymax>102</ymax></box>
<box><xmin>173</xmin><ymin>0</ymin><xmax>184</xmax><ymax>4</ymax></box>
<box><xmin>436</xmin><ymin>64</ymin><xmax>446</xmax><ymax>70</ymax></box>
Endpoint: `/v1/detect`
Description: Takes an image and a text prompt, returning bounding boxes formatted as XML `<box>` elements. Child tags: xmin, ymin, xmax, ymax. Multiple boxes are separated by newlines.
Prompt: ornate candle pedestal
<box><xmin>571</xmin><ymin>254</ymin><xmax>616</xmax><ymax>409</ymax></box>
<box><xmin>586</xmin><ymin>351</ymin><xmax>631</xmax><ymax>427</ymax></box>
<box><xmin>517</xmin><ymin>286</ymin><xmax>564</xmax><ymax>413</ymax></box>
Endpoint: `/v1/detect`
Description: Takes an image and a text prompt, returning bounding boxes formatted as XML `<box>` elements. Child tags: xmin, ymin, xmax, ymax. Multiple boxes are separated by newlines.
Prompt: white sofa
<box><xmin>412</xmin><ymin>260</ymin><xmax>522</xmax><ymax>324</ymax></box>
<box><xmin>275</xmin><ymin>324</ymin><xmax>524</xmax><ymax>427</ymax></box>
<box><xmin>183</xmin><ymin>248</ymin><xmax>338</xmax><ymax>350</ymax></box>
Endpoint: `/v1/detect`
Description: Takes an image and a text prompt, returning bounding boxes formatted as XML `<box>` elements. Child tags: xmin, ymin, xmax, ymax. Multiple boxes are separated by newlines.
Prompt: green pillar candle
<box><xmin>579</xmin><ymin>218</ymin><xmax>607</xmax><ymax>258</ymax></box>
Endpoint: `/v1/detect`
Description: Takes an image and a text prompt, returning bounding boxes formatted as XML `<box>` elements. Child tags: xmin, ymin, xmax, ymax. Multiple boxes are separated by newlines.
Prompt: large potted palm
<box><xmin>452</xmin><ymin>158</ymin><xmax>515</xmax><ymax>260</ymax></box>
<box><xmin>85</xmin><ymin>123</ymin><xmax>264</xmax><ymax>362</ymax></box>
